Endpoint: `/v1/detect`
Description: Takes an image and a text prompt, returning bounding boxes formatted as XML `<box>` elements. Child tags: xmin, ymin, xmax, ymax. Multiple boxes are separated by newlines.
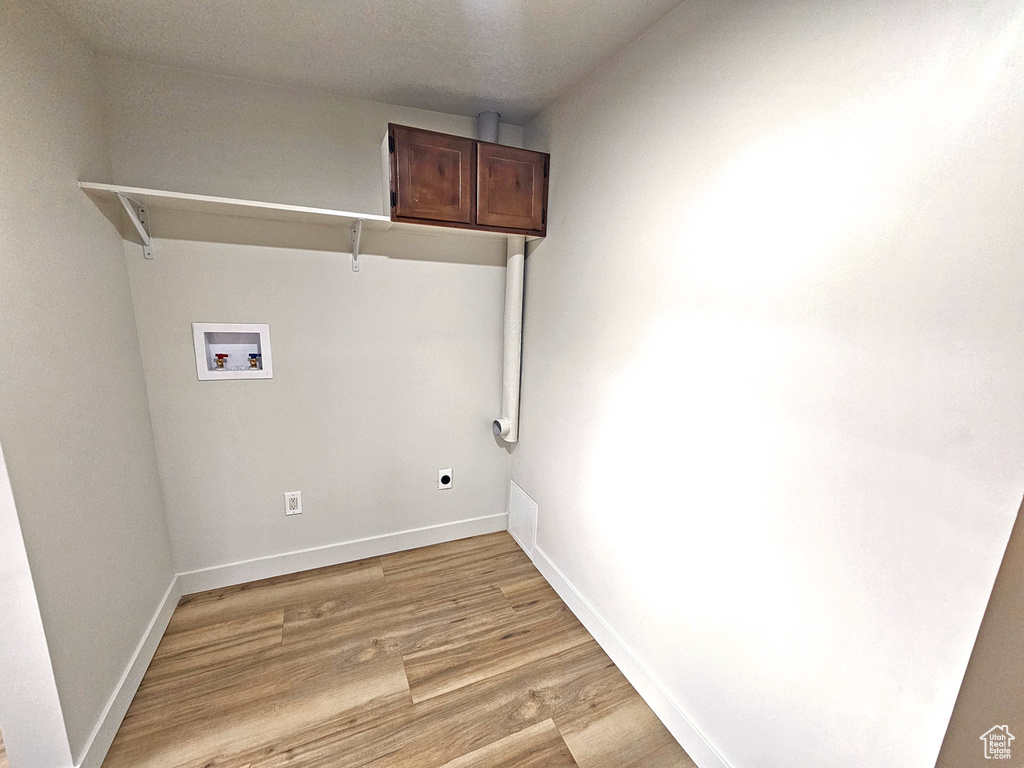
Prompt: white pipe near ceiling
<box><xmin>477</xmin><ymin>111</ymin><xmax>524</xmax><ymax>444</ymax></box>
<box><xmin>477</xmin><ymin>111</ymin><xmax>500</xmax><ymax>143</ymax></box>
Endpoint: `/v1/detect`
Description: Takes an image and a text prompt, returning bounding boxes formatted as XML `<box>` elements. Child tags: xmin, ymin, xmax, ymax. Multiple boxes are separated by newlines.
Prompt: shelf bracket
<box><xmin>116</xmin><ymin>193</ymin><xmax>153</xmax><ymax>259</ymax></box>
<box><xmin>351</xmin><ymin>219</ymin><xmax>363</xmax><ymax>272</ymax></box>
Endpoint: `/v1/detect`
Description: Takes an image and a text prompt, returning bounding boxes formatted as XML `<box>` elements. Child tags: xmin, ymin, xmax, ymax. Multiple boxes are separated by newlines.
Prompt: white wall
<box><xmin>98</xmin><ymin>58</ymin><xmax>522</xmax><ymax>213</ymax></box>
<box><xmin>0</xmin><ymin>440</ymin><xmax>73</xmax><ymax>768</ymax></box>
<box><xmin>518</xmin><ymin>2</ymin><xmax>1024</xmax><ymax>767</ymax></box>
<box><xmin>100</xmin><ymin>60</ymin><xmax>515</xmax><ymax>574</ymax></box>
<box><xmin>0</xmin><ymin>2</ymin><xmax>175</xmax><ymax>761</ymax></box>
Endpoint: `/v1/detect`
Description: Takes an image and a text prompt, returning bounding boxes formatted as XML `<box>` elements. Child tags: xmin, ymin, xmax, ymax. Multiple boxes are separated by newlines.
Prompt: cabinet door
<box><xmin>391</xmin><ymin>125</ymin><xmax>473</xmax><ymax>224</ymax></box>
<box><xmin>476</xmin><ymin>143</ymin><xmax>548</xmax><ymax>234</ymax></box>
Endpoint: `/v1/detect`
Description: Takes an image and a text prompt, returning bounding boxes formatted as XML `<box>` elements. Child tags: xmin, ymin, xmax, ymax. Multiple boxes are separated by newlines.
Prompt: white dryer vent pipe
<box><xmin>477</xmin><ymin>111</ymin><xmax>500</xmax><ymax>143</ymax></box>
<box><xmin>476</xmin><ymin>111</ymin><xmax>524</xmax><ymax>445</ymax></box>
<box><xmin>494</xmin><ymin>235</ymin><xmax>525</xmax><ymax>443</ymax></box>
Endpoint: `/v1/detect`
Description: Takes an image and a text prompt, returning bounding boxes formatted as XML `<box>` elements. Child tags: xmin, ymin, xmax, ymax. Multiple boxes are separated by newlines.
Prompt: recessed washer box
<box><xmin>192</xmin><ymin>323</ymin><xmax>273</xmax><ymax>381</ymax></box>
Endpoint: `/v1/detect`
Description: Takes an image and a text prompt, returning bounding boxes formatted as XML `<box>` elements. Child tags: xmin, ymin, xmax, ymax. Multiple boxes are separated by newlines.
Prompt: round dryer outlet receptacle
<box><xmin>438</xmin><ymin>468</ymin><xmax>453</xmax><ymax>490</ymax></box>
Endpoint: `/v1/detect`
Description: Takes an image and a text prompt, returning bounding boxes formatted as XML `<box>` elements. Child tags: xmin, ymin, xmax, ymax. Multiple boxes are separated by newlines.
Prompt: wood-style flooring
<box><xmin>102</xmin><ymin>532</ymin><xmax>696</xmax><ymax>768</ymax></box>
<box><xmin>0</xmin><ymin>731</ymin><xmax>8</xmax><ymax>768</ymax></box>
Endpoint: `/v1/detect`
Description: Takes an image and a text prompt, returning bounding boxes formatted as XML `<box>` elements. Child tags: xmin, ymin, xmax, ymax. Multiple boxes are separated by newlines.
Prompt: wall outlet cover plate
<box><xmin>438</xmin><ymin>468</ymin><xmax>453</xmax><ymax>490</ymax></box>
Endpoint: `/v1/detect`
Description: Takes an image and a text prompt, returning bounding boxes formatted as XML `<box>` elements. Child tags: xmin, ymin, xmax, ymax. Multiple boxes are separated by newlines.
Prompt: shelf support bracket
<box><xmin>116</xmin><ymin>193</ymin><xmax>153</xmax><ymax>259</ymax></box>
<box><xmin>351</xmin><ymin>219</ymin><xmax>363</xmax><ymax>272</ymax></box>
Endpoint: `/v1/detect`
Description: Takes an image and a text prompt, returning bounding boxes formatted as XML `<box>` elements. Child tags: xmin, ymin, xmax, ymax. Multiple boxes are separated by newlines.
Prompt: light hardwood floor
<box><xmin>102</xmin><ymin>532</ymin><xmax>696</xmax><ymax>768</ymax></box>
<box><xmin>0</xmin><ymin>730</ymin><xmax>8</xmax><ymax>768</ymax></box>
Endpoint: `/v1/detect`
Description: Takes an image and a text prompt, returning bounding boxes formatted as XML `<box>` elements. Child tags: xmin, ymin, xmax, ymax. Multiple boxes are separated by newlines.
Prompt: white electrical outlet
<box><xmin>284</xmin><ymin>491</ymin><xmax>302</xmax><ymax>516</ymax></box>
<box><xmin>438</xmin><ymin>468</ymin><xmax>453</xmax><ymax>490</ymax></box>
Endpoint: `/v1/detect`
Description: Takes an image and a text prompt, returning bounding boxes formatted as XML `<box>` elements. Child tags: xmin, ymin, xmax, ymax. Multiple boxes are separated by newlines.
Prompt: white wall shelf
<box><xmin>80</xmin><ymin>182</ymin><xmax>539</xmax><ymax>264</ymax></box>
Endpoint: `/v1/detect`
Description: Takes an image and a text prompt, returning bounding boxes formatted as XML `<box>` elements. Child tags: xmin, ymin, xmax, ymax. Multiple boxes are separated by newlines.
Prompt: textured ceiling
<box><xmin>46</xmin><ymin>0</ymin><xmax>682</xmax><ymax>124</ymax></box>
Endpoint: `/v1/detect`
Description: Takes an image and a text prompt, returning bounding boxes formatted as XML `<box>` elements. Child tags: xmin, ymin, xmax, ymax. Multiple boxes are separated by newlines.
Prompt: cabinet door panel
<box><xmin>477</xmin><ymin>144</ymin><xmax>547</xmax><ymax>233</ymax></box>
<box><xmin>392</xmin><ymin>126</ymin><xmax>473</xmax><ymax>224</ymax></box>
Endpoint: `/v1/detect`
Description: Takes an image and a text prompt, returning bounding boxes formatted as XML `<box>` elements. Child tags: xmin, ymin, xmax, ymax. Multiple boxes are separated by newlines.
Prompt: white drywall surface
<box><xmin>0</xmin><ymin>440</ymin><xmax>73</xmax><ymax>768</ymax></box>
<box><xmin>517</xmin><ymin>1</ymin><xmax>1024</xmax><ymax>766</ymax></box>
<box><xmin>97</xmin><ymin>58</ymin><xmax>523</xmax><ymax>213</ymax></box>
<box><xmin>100</xmin><ymin>61</ymin><xmax>514</xmax><ymax>573</ymax></box>
<box><xmin>0</xmin><ymin>2</ymin><xmax>175</xmax><ymax>760</ymax></box>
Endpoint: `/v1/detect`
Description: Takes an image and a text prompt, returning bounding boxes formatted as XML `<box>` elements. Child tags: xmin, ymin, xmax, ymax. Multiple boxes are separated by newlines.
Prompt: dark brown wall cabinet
<box><xmin>384</xmin><ymin>123</ymin><xmax>549</xmax><ymax>237</ymax></box>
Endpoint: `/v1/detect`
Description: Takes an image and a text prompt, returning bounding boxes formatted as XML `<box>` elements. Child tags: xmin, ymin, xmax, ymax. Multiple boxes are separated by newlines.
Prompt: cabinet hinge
<box><xmin>388</xmin><ymin>135</ymin><xmax>395</xmax><ymax>153</ymax></box>
<box><xmin>390</xmin><ymin>189</ymin><xmax>397</xmax><ymax>208</ymax></box>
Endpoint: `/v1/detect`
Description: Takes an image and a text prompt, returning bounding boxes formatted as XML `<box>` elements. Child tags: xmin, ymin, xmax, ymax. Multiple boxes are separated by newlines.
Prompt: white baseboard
<box><xmin>176</xmin><ymin>514</ymin><xmax>509</xmax><ymax>595</ymax></box>
<box><xmin>76</xmin><ymin>576</ymin><xmax>181</xmax><ymax>768</ymax></box>
<box><xmin>527</xmin><ymin>544</ymin><xmax>733</xmax><ymax>768</ymax></box>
